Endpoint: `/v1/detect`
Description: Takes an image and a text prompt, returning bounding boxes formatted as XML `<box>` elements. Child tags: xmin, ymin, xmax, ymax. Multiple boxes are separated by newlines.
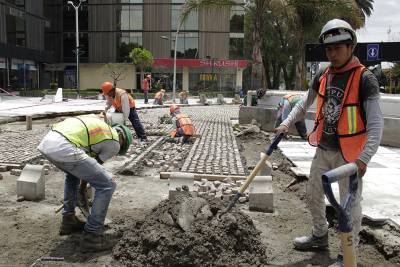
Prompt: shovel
<box><xmin>219</xmin><ymin>133</ymin><xmax>283</xmax><ymax>217</ymax></box>
<box><xmin>322</xmin><ymin>163</ymin><xmax>358</xmax><ymax>267</ymax></box>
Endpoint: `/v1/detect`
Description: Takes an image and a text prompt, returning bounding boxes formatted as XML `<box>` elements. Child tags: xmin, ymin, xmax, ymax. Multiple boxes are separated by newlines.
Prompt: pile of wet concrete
<box><xmin>113</xmin><ymin>194</ymin><xmax>268</xmax><ymax>267</ymax></box>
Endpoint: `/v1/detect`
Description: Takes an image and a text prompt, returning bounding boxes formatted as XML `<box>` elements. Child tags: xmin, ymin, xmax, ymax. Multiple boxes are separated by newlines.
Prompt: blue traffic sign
<box><xmin>367</xmin><ymin>44</ymin><xmax>379</xmax><ymax>61</ymax></box>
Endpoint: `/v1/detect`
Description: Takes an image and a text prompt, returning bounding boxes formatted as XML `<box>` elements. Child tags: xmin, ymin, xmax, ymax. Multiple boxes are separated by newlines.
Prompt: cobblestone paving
<box><xmin>0</xmin><ymin>105</ymin><xmax>244</xmax><ymax>176</ymax></box>
<box><xmin>0</xmin><ymin>128</ymin><xmax>48</xmax><ymax>166</ymax></box>
<box><xmin>179</xmin><ymin>106</ymin><xmax>244</xmax><ymax>176</ymax></box>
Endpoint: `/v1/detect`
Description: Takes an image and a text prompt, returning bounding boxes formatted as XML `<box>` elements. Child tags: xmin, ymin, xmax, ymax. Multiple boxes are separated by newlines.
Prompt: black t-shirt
<box><xmin>311</xmin><ymin>67</ymin><xmax>380</xmax><ymax>150</ymax></box>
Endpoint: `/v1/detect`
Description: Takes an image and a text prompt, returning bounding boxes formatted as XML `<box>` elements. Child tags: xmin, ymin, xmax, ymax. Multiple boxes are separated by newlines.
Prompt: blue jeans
<box><xmin>144</xmin><ymin>91</ymin><xmax>148</xmax><ymax>104</ymax></box>
<box><xmin>54</xmin><ymin>157</ymin><xmax>116</xmax><ymax>234</ymax></box>
<box><xmin>128</xmin><ymin>107</ymin><xmax>147</xmax><ymax>140</ymax></box>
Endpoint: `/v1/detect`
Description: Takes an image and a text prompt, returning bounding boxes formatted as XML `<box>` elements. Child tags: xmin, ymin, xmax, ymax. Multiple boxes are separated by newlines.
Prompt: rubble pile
<box><xmin>113</xmin><ymin>194</ymin><xmax>268</xmax><ymax>267</ymax></box>
<box><xmin>193</xmin><ymin>177</ymin><xmax>249</xmax><ymax>203</ymax></box>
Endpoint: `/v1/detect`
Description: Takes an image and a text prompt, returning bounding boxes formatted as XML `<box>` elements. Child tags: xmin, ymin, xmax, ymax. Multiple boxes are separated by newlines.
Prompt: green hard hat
<box><xmin>112</xmin><ymin>124</ymin><xmax>133</xmax><ymax>155</ymax></box>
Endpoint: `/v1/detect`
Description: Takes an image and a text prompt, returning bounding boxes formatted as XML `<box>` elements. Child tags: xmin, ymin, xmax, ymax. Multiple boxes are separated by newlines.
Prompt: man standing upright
<box><xmin>275</xmin><ymin>19</ymin><xmax>383</xmax><ymax>267</ymax></box>
<box><xmin>142</xmin><ymin>74</ymin><xmax>151</xmax><ymax>104</ymax></box>
<box><xmin>102</xmin><ymin>82</ymin><xmax>148</xmax><ymax>143</ymax></box>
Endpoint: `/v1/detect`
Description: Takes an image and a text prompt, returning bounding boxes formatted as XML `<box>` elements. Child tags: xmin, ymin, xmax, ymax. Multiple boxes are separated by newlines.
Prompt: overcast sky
<box><xmin>357</xmin><ymin>0</ymin><xmax>400</xmax><ymax>42</ymax></box>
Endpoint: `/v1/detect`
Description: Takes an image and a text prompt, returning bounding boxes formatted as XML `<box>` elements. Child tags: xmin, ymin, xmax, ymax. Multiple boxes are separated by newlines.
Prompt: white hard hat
<box><xmin>319</xmin><ymin>19</ymin><xmax>357</xmax><ymax>46</ymax></box>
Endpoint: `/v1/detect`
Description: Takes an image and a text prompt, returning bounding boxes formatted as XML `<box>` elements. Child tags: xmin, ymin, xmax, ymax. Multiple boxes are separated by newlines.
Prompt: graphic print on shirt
<box><xmin>322</xmin><ymin>85</ymin><xmax>345</xmax><ymax>135</ymax></box>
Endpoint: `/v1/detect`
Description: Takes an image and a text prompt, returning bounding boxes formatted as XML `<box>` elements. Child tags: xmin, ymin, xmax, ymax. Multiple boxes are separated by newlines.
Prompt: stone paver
<box><xmin>279</xmin><ymin>141</ymin><xmax>400</xmax><ymax>227</ymax></box>
<box><xmin>179</xmin><ymin>106</ymin><xmax>245</xmax><ymax>176</ymax></box>
<box><xmin>17</xmin><ymin>164</ymin><xmax>45</xmax><ymax>201</ymax></box>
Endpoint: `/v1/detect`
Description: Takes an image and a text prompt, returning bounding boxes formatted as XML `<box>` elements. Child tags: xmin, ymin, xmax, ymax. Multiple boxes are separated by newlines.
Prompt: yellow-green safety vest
<box><xmin>52</xmin><ymin>115</ymin><xmax>119</xmax><ymax>156</ymax></box>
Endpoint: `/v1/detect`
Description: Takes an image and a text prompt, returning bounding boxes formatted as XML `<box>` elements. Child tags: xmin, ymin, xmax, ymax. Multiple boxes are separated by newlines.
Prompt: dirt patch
<box><xmin>113</xmin><ymin>194</ymin><xmax>268</xmax><ymax>267</ymax></box>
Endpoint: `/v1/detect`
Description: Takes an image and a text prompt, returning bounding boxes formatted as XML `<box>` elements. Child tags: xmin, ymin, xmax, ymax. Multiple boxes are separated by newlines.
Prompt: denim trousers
<box><xmin>50</xmin><ymin>155</ymin><xmax>116</xmax><ymax>234</ymax></box>
<box><xmin>128</xmin><ymin>107</ymin><xmax>147</xmax><ymax>140</ymax></box>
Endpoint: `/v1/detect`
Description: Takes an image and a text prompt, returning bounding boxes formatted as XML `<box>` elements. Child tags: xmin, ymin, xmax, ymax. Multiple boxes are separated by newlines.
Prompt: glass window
<box><xmin>119</xmin><ymin>32</ymin><xmax>143</xmax><ymax>62</ymax></box>
<box><xmin>229</xmin><ymin>37</ymin><xmax>244</xmax><ymax>59</ymax></box>
<box><xmin>6</xmin><ymin>14</ymin><xmax>25</xmax><ymax>47</ymax></box>
<box><xmin>171</xmin><ymin>32</ymin><xmax>198</xmax><ymax>58</ymax></box>
<box><xmin>121</xmin><ymin>0</ymin><xmax>143</xmax><ymax>3</ymax></box>
<box><xmin>63</xmin><ymin>32</ymin><xmax>89</xmax><ymax>63</ymax></box>
<box><xmin>120</xmin><ymin>5</ymin><xmax>142</xmax><ymax>31</ymax></box>
<box><xmin>171</xmin><ymin>5</ymin><xmax>197</xmax><ymax>31</ymax></box>
<box><xmin>230</xmin><ymin>5</ymin><xmax>244</xmax><ymax>33</ymax></box>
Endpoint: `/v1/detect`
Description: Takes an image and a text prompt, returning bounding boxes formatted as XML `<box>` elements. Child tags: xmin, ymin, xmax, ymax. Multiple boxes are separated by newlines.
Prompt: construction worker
<box><xmin>101</xmin><ymin>82</ymin><xmax>148</xmax><ymax>143</ymax></box>
<box><xmin>169</xmin><ymin>104</ymin><xmax>195</xmax><ymax>144</ymax></box>
<box><xmin>274</xmin><ymin>93</ymin><xmax>307</xmax><ymax>140</ymax></box>
<box><xmin>275</xmin><ymin>19</ymin><xmax>383</xmax><ymax>267</ymax></box>
<box><xmin>179</xmin><ymin>89</ymin><xmax>189</xmax><ymax>104</ymax></box>
<box><xmin>142</xmin><ymin>74</ymin><xmax>151</xmax><ymax>104</ymax></box>
<box><xmin>154</xmin><ymin>89</ymin><xmax>165</xmax><ymax>105</ymax></box>
<box><xmin>37</xmin><ymin>114</ymin><xmax>133</xmax><ymax>252</ymax></box>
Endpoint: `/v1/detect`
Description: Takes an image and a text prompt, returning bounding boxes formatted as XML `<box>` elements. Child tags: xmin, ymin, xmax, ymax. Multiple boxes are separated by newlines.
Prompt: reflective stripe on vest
<box><xmin>113</xmin><ymin>88</ymin><xmax>135</xmax><ymax>112</ymax></box>
<box><xmin>52</xmin><ymin>115</ymin><xmax>119</xmax><ymax>152</ymax></box>
<box><xmin>176</xmin><ymin>114</ymin><xmax>195</xmax><ymax>136</ymax></box>
<box><xmin>307</xmin><ymin>66</ymin><xmax>367</xmax><ymax>163</ymax></box>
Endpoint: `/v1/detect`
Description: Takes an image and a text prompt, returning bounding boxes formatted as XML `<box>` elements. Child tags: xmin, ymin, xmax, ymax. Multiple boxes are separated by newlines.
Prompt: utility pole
<box><xmin>67</xmin><ymin>0</ymin><xmax>86</xmax><ymax>98</ymax></box>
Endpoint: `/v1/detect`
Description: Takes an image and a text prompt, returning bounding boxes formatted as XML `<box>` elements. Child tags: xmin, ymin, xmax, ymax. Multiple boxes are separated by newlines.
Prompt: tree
<box><xmin>102</xmin><ymin>63</ymin><xmax>129</xmax><ymax>91</ymax></box>
<box><xmin>129</xmin><ymin>47</ymin><xmax>154</xmax><ymax>92</ymax></box>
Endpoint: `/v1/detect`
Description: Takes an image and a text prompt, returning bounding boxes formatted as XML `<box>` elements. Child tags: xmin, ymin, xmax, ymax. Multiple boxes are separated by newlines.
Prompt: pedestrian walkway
<box><xmin>279</xmin><ymin>141</ymin><xmax>400</xmax><ymax>227</ymax></box>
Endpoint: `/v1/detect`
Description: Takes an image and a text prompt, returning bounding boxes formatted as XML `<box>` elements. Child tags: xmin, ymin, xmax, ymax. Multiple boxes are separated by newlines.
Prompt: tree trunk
<box><xmin>251</xmin><ymin>11</ymin><xmax>265</xmax><ymax>91</ymax></box>
<box><xmin>294</xmin><ymin>26</ymin><xmax>306</xmax><ymax>90</ymax></box>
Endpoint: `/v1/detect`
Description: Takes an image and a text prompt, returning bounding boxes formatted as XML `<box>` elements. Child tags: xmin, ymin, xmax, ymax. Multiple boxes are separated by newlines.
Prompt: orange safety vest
<box><xmin>154</xmin><ymin>91</ymin><xmax>164</xmax><ymax>100</ymax></box>
<box><xmin>176</xmin><ymin>113</ymin><xmax>195</xmax><ymax>136</ymax></box>
<box><xmin>308</xmin><ymin>66</ymin><xmax>367</xmax><ymax>163</ymax></box>
<box><xmin>112</xmin><ymin>88</ymin><xmax>135</xmax><ymax>112</ymax></box>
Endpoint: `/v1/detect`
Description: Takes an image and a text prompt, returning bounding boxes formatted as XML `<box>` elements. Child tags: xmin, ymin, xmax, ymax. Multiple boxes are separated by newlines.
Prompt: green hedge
<box><xmin>18</xmin><ymin>89</ymin><xmax>237</xmax><ymax>99</ymax></box>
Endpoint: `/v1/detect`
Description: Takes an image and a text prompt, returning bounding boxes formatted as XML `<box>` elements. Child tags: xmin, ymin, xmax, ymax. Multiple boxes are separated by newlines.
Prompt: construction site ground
<box><xmin>0</xmin><ymin>105</ymin><xmax>399</xmax><ymax>266</ymax></box>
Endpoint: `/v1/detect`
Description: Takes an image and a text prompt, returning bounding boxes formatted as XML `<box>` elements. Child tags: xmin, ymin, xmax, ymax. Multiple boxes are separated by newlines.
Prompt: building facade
<box><xmin>0</xmin><ymin>0</ymin><xmax>246</xmax><ymax>92</ymax></box>
<box><xmin>44</xmin><ymin>0</ymin><xmax>246</xmax><ymax>92</ymax></box>
<box><xmin>0</xmin><ymin>0</ymin><xmax>52</xmax><ymax>91</ymax></box>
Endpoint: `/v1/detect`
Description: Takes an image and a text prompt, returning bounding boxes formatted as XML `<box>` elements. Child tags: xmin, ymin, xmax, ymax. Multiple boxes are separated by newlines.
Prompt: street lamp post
<box><xmin>160</xmin><ymin>20</ymin><xmax>182</xmax><ymax>103</ymax></box>
<box><xmin>67</xmin><ymin>0</ymin><xmax>86</xmax><ymax>98</ymax></box>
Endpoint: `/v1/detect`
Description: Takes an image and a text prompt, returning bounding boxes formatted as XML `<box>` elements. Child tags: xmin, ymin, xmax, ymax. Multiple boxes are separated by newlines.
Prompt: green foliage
<box><xmin>129</xmin><ymin>48</ymin><xmax>154</xmax><ymax>71</ymax></box>
<box><xmin>392</xmin><ymin>64</ymin><xmax>400</xmax><ymax>79</ymax></box>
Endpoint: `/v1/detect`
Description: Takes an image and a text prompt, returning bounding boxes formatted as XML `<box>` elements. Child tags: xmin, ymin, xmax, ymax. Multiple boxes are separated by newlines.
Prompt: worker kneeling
<box><xmin>37</xmin><ymin>115</ymin><xmax>132</xmax><ymax>252</ymax></box>
<box><xmin>169</xmin><ymin>104</ymin><xmax>195</xmax><ymax>144</ymax></box>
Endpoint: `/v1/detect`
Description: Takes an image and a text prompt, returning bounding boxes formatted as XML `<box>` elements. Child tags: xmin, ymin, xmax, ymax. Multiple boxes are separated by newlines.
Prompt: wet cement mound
<box><xmin>113</xmin><ymin>194</ymin><xmax>268</xmax><ymax>267</ymax></box>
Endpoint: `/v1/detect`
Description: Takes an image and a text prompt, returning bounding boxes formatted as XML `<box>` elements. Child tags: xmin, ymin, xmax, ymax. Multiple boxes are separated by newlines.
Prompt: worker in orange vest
<box><xmin>154</xmin><ymin>89</ymin><xmax>165</xmax><ymax>105</ymax></box>
<box><xmin>169</xmin><ymin>104</ymin><xmax>195</xmax><ymax>144</ymax></box>
<box><xmin>274</xmin><ymin>93</ymin><xmax>307</xmax><ymax>140</ymax></box>
<box><xmin>275</xmin><ymin>19</ymin><xmax>383</xmax><ymax>267</ymax></box>
<box><xmin>101</xmin><ymin>82</ymin><xmax>148</xmax><ymax>143</ymax></box>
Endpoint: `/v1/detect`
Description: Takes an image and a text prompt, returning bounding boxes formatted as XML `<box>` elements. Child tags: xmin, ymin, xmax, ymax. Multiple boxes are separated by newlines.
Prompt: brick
<box><xmin>168</xmin><ymin>172</ymin><xmax>194</xmax><ymax>200</ymax></box>
<box><xmin>0</xmin><ymin>166</ymin><xmax>8</xmax><ymax>172</ymax></box>
<box><xmin>249</xmin><ymin>176</ymin><xmax>273</xmax><ymax>213</ymax></box>
<box><xmin>10</xmin><ymin>169</ymin><xmax>22</xmax><ymax>176</ymax></box>
<box><xmin>16</xmin><ymin>164</ymin><xmax>45</xmax><ymax>201</ymax></box>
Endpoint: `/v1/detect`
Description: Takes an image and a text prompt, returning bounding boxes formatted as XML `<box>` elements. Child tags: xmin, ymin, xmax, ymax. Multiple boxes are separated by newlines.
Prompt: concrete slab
<box><xmin>249</xmin><ymin>175</ymin><xmax>273</xmax><ymax>213</ymax></box>
<box><xmin>16</xmin><ymin>164</ymin><xmax>45</xmax><ymax>201</ymax></box>
<box><xmin>279</xmin><ymin>140</ymin><xmax>400</xmax><ymax>226</ymax></box>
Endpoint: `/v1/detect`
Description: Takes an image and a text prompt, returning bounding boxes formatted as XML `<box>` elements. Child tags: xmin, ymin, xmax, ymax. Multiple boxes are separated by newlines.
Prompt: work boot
<box><xmin>80</xmin><ymin>231</ymin><xmax>118</xmax><ymax>253</ymax></box>
<box><xmin>59</xmin><ymin>214</ymin><xmax>86</xmax><ymax>236</ymax></box>
<box><xmin>328</xmin><ymin>254</ymin><xmax>344</xmax><ymax>267</ymax></box>
<box><xmin>293</xmin><ymin>233</ymin><xmax>328</xmax><ymax>250</ymax></box>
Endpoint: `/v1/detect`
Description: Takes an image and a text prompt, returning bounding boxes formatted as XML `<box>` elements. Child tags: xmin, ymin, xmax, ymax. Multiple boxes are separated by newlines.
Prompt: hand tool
<box><xmin>322</xmin><ymin>163</ymin><xmax>358</xmax><ymax>267</ymax></box>
<box><xmin>219</xmin><ymin>133</ymin><xmax>283</xmax><ymax>217</ymax></box>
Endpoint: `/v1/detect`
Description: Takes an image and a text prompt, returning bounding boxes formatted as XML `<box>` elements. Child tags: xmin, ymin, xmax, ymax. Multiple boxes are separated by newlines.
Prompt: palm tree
<box><xmin>355</xmin><ymin>0</ymin><xmax>374</xmax><ymax>18</ymax></box>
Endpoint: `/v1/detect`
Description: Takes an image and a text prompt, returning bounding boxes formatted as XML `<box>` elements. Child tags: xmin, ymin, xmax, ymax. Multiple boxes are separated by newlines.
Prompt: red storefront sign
<box><xmin>153</xmin><ymin>58</ymin><xmax>248</xmax><ymax>68</ymax></box>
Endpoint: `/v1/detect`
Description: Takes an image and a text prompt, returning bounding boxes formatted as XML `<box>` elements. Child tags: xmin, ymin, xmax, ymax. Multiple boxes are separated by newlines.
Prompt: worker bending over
<box><xmin>101</xmin><ymin>82</ymin><xmax>148</xmax><ymax>143</ymax></box>
<box><xmin>37</xmin><ymin>115</ymin><xmax>133</xmax><ymax>252</ymax></box>
<box><xmin>169</xmin><ymin>104</ymin><xmax>195</xmax><ymax>144</ymax></box>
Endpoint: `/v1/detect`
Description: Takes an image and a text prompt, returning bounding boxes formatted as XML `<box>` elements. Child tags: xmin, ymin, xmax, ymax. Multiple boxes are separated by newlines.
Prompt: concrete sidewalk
<box><xmin>0</xmin><ymin>95</ymin><xmax>235</xmax><ymax>122</ymax></box>
<box><xmin>279</xmin><ymin>141</ymin><xmax>400</xmax><ymax>227</ymax></box>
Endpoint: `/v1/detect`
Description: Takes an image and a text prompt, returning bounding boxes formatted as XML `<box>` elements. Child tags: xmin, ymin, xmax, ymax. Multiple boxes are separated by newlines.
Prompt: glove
<box><xmin>124</xmin><ymin>119</ymin><xmax>130</xmax><ymax>126</ymax></box>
